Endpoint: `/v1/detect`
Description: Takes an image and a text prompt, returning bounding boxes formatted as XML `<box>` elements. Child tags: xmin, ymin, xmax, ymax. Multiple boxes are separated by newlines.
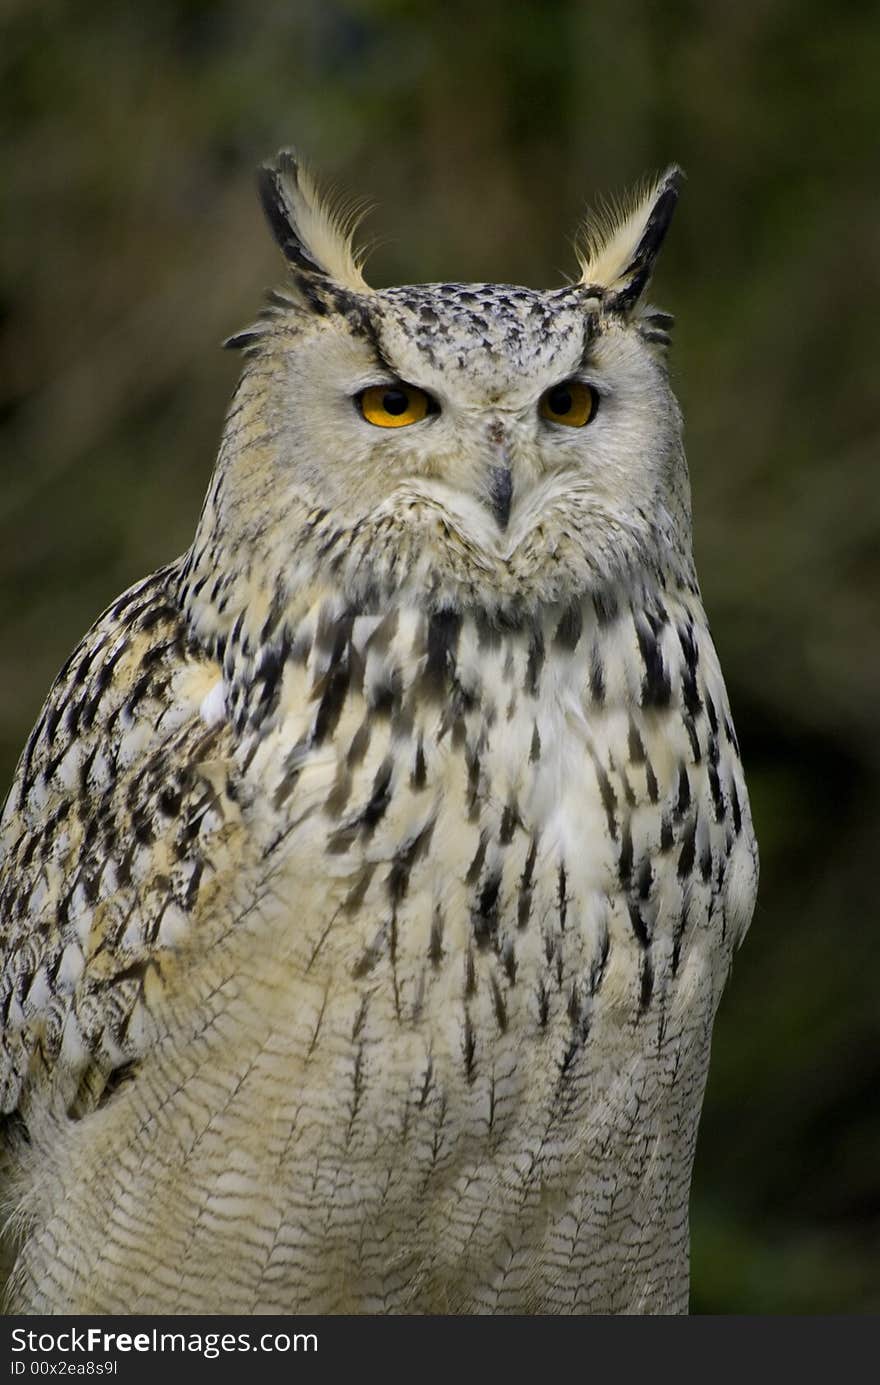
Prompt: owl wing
<box><xmin>0</xmin><ymin>564</ymin><xmax>245</xmax><ymax>1121</ymax></box>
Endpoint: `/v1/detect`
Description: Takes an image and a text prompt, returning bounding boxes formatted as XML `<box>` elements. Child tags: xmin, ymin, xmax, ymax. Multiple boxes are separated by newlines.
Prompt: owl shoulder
<box><xmin>0</xmin><ymin>563</ymin><xmax>244</xmax><ymax>1118</ymax></box>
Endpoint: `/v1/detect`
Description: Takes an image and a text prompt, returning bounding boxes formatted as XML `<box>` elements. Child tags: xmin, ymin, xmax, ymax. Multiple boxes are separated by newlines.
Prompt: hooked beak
<box><xmin>487</xmin><ymin>462</ymin><xmax>513</xmax><ymax>530</ymax></box>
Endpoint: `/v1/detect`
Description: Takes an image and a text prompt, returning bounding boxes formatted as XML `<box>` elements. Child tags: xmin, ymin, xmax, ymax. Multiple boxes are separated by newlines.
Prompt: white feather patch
<box><xmin>199</xmin><ymin>679</ymin><xmax>227</xmax><ymax>729</ymax></box>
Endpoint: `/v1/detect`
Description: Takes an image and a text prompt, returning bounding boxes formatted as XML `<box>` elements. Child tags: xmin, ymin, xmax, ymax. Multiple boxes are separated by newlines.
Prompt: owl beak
<box><xmin>487</xmin><ymin>465</ymin><xmax>513</xmax><ymax>529</ymax></box>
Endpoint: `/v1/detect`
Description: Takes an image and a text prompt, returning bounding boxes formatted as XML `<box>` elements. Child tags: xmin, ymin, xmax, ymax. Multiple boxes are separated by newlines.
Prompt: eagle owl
<box><xmin>0</xmin><ymin>152</ymin><xmax>758</xmax><ymax>1315</ymax></box>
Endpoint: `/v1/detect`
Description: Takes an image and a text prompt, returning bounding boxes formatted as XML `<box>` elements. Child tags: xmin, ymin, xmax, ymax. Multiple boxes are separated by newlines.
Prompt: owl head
<box><xmin>185</xmin><ymin>152</ymin><xmax>693</xmax><ymax>641</ymax></box>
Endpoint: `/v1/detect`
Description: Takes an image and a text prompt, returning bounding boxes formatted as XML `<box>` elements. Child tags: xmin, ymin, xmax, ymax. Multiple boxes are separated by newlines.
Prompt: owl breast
<box><xmin>19</xmin><ymin>580</ymin><xmax>755</xmax><ymax>1315</ymax></box>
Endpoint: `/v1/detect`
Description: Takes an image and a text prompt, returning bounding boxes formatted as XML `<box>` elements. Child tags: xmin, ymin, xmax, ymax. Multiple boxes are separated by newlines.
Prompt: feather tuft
<box><xmin>259</xmin><ymin>149</ymin><xmax>372</xmax><ymax>292</ymax></box>
<box><xmin>575</xmin><ymin>166</ymin><xmax>682</xmax><ymax>303</ymax></box>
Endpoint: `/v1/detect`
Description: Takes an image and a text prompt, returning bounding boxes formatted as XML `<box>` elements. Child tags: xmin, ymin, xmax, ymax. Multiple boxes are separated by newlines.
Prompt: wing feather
<box><xmin>0</xmin><ymin>564</ymin><xmax>243</xmax><ymax>1119</ymax></box>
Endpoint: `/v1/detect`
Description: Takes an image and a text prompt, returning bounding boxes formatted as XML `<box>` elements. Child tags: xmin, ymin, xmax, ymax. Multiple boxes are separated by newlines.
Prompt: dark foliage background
<box><xmin>2</xmin><ymin>0</ymin><xmax>878</xmax><ymax>1312</ymax></box>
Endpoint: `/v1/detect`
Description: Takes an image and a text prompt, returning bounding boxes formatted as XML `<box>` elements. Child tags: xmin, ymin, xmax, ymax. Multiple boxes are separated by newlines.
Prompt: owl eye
<box><xmin>358</xmin><ymin>383</ymin><xmax>435</xmax><ymax>429</ymax></box>
<box><xmin>539</xmin><ymin>380</ymin><xmax>598</xmax><ymax>428</ymax></box>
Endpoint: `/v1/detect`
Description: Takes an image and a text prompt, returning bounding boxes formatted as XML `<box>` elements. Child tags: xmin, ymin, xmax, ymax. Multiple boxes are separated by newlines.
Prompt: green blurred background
<box><xmin>2</xmin><ymin>0</ymin><xmax>878</xmax><ymax>1312</ymax></box>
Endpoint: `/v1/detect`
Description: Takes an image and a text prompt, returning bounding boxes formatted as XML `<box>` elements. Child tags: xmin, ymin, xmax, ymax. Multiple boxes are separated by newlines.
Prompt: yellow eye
<box><xmin>359</xmin><ymin>383</ymin><xmax>432</xmax><ymax>428</ymax></box>
<box><xmin>539</xmin><ymin>380</ymin><xmax>598</xmax><ymax>427</ymax></box>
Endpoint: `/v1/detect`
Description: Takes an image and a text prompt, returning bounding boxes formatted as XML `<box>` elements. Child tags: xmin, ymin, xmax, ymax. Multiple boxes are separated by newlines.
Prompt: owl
<box><xmin>0</xmin><ymin>151</ymin><xmax>758</xmax><ymax>1315</ymax></box>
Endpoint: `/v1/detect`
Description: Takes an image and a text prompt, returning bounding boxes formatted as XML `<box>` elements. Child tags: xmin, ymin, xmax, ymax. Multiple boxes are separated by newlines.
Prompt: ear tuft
<box><xmin>258</xmin><ymin>150</ymin><xmax>371</xmax><ymax>293</ymax></box>
<box><xmin>576</xmin><ymin>165</ymin><xmax>682</xmax><ymax>311</ymax></box>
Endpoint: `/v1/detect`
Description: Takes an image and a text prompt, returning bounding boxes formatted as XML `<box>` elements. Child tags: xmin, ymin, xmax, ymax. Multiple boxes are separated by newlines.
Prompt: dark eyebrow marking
<box><xmin>578</xmin><ymin>310</ymin><xmax>600</xmax><ymax>371</ymax></box>
<box><xmin>349</xmin><ymin>303</ymin><xmax>399</xmax><ymax>378</ymax></box>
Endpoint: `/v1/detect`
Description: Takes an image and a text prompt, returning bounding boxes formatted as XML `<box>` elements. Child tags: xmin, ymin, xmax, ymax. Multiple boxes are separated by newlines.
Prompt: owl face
<box><xmin>210</xmin><ymin>155</ymin><xmax>691</xmax><ymax>615</ymax></box>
